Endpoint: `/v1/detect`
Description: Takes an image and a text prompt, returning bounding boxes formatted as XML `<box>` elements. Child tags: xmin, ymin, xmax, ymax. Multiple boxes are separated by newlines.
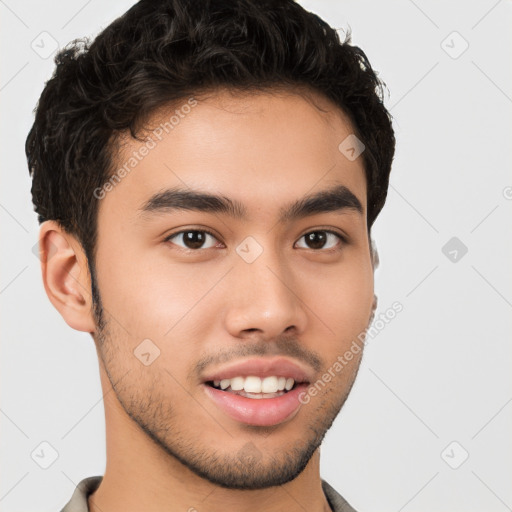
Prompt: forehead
<box><xmin>99</xmin><ymin>88</ymin><xmax>367</xmax><ymax>224</ymax></box>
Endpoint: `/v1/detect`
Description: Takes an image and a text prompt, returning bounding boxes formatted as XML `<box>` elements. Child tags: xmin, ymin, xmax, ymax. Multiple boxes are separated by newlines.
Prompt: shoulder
<box><xmin>321</xmin><ymin>479</ymin><xmax>359</xmax><ymax>512</ymax></box>
<box><xmin>60</xmin><ymin>476</ymin><xmax>103</xmax><ymax>512</ymax></box>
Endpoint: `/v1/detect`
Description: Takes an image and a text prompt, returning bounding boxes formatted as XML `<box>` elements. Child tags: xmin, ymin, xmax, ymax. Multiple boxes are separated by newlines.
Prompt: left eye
<box><xmin>295</xmin><ymin>230</ymin><xmax>344</xmax><ymax>251</ymax></box>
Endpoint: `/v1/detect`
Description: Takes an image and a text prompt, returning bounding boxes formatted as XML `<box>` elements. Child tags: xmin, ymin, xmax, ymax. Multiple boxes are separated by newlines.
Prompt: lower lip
<box><xmin>203</xmin><ymin>383</ymin><xmax>308</xmax><ymax>427</ymax></box>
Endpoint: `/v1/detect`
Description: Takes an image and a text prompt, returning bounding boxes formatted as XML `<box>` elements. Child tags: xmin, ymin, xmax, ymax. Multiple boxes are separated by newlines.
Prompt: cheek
<box><xmin>298</xmin><ymin>254</ymin><xmax>374</xmax><ymax>338</ymax></box>
<box><xmin>95</xmin><ymin>245</ymin><xmax>225</xmax><ymax>338</ymax></box>
<box><xmin>338</xmin><ymin>264</ymin><xmax>374</xmax><ymax>329</ymax></box>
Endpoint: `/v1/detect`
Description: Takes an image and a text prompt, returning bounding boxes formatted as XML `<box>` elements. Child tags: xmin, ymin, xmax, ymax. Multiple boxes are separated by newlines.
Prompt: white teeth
<box><xmin>236</xmin><ymin>390</ymin><xmax>284</xmax><ymax>399</ymax></box>
<box><xmin>261</xmin><ymin>376</ymin><xmax>279</xmax><ymax>393</ymax></box>
<box><xmin>230</xmin><ymin>376</ymin><xmax>245</xmax><ymax>391</ymax></box>
<box><xmin>244</xmin><ymin>376</ymin><xmax>262</xmax><ymax>393</ymax></box>
<box><xmin>210</xmin><ymin>375</ymin><xmax>296</xmax><ymax>393</ymax></box>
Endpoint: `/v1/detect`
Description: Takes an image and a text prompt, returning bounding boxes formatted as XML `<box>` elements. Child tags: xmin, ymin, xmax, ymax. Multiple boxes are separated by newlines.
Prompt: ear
<box><xmin>38</xmin><ymin>221</ymin><xmax>96</xmax><ymax>333</ymax></box>
<box><xmin>369</xmin><ymin>237</ymin><xmax>379</xmax><ymax>324</ymax></box>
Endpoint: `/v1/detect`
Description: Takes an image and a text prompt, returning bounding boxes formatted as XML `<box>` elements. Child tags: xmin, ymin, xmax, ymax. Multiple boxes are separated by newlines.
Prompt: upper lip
<box><xmin>201</xmin><ymin>357</ymin><xmax>313</xmax><ymax>384</ymax></box>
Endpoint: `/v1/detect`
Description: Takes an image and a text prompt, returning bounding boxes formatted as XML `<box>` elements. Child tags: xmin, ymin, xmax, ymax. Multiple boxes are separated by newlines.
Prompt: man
<box><xmin>25</xmin><ymin>0</ymin><xmax>395</xmax><ymax>510</ymax></box>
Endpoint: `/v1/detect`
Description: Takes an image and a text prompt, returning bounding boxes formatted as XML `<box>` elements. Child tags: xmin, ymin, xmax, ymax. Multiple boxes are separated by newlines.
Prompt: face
<box><xmin>92</xmin><ymin>88</ymin><xmax>375</xmax><ymax>489</ymax></box>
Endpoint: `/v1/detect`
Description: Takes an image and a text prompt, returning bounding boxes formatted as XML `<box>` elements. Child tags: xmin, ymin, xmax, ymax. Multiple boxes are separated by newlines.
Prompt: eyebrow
<box><xmin>138</xmin><ymin>183</ymin><xmax>363</xmax><ymax>223</ymax></box>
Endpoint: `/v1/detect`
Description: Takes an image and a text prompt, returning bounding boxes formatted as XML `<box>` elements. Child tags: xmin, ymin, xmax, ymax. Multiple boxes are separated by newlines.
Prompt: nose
<box><xmin>222</xmin><ymin>243</ymin><xmax>308</xmax><ymax>341</ymax></box>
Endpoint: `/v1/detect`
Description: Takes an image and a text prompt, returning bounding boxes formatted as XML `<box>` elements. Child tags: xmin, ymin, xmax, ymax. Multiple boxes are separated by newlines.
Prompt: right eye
<box><xmin>164</xmin><ymin>229</ymin><xmax>222</xmax><ymax>251</ymax></box>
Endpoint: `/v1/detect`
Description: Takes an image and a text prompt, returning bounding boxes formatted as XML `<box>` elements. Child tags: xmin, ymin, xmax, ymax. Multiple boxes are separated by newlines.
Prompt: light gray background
<box><xmin>1</xmin><ymin>1</ymin><xmax>511</xmax><ymax>511</ymax></box>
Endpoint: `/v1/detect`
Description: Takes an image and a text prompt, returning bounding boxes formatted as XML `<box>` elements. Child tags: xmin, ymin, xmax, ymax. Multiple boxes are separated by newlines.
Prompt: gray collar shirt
<box><xmin>60</xmin><ymin>476</ymin><xmax>358</xmax><ymax>512</ymax></box>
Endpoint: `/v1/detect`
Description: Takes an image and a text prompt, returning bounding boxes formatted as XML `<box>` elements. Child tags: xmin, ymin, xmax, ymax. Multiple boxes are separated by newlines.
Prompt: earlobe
<box><xmin>368</xmin><ymin>293</ymin><xmax>378</xmax><ymax>325</ymax></box>
<box><xmin>39</xmin><ymin>221</ymin><xmax>96</xmax><ymax>333</ymax></box>
<box><xmin>370</xmin><ymin>237</ymin><xmax>380</xmax><ymax>270</ymax></box>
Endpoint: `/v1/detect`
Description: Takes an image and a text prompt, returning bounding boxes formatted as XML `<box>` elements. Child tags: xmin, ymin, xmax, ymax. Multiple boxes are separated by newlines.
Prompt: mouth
<box><xmin>202</xmin><ymin>367</ymin><xmax>310</xmax><ymax>427</ymax></box>
<box><xmin>201</xmin><ymin>358</ymin><xmax>313</xmax><ymax>427</ymax></box>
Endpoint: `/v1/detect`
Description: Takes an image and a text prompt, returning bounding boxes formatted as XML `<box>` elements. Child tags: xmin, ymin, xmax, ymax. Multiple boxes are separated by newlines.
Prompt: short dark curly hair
<box><xmin>26</xmin><ymin>0</ymin><xmax>395</xmax><ymax>275</ymax></box>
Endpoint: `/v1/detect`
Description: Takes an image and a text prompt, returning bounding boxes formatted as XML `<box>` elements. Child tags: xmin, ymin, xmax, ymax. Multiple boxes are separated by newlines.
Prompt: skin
<box><xmin>40</xmin><ymin>87</ymin><xmax>376</xmax><ymax>512</ymax></box>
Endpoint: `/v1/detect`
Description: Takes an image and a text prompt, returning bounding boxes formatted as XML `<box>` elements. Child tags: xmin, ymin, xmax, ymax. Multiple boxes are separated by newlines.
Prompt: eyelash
<box><xmin>163</xmin><ymin>228</ymin><xmax>347</xmax><ymax>253</ymax></box>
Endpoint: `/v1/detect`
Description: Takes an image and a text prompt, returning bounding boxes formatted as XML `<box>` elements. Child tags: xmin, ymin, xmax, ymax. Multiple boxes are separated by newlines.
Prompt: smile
<box><xmin>207</xmin><ymin>375</ymin><xmax>297</xmax><ymax>399</ymax></box>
